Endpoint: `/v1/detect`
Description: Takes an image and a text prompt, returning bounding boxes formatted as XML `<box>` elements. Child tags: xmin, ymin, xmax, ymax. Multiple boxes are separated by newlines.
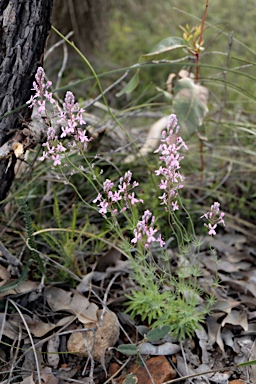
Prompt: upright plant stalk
<box><xmin>195</xmin><ymin>0</ymin><xmax>209</xmax><ymax>82</ymax></box>
<box><xmin>196</xmin><ymin>1</ymin><xmax>209</xmax><ymax>176</ymax></box>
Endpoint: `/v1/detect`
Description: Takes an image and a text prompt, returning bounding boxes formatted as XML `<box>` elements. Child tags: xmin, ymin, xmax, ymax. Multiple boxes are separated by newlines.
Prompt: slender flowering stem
<box><xmin>155</xmin><ymin>114</ymin><xmax>188</xmax><ymax>212</ymax></box>
<box><xmin>200</xmin><ymin>202</ymin><xmax>225</xmax><ymax>236</ymax></box>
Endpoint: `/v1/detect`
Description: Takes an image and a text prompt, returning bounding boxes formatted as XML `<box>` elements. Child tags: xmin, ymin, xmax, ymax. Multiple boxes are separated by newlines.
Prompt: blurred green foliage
<box><xmin>102</xmin><ymin>1</ymin><xmax>256</xmax><ymax>109</ymax></box>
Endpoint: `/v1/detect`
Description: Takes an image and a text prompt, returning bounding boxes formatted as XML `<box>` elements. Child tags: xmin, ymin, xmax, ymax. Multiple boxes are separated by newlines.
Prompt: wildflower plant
<box><xmin>27</xmin><ymin>67</ymin><xmax>92</xmax><ymax>168</ymax></box>
<box><xmin>27</xmin><ymin>66</ymin><xmax>225</xmax><ymax>341</ymax></box>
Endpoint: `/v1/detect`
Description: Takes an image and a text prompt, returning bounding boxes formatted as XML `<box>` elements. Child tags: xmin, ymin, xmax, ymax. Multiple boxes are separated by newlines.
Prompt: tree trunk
<box><xmin>50</xmin><ymin>0</ymin><xmax>109</xmax><ymax>55</ymax></box>
<box><xmin>0</xmin><ymin>0</ymin><xmax>53</xmax><ymax>202</ymax></box>
<box><xmin>45</xmin><ymin>0</ymin><xmax>111</xmax><ymax>81</ymax></box>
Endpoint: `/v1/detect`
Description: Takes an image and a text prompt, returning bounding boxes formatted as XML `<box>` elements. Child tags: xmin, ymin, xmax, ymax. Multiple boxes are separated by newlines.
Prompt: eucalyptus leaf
<box><xmin>156</xmin><ymin>86</ymin><xmax>173</xmax><ymax>102</ymax></box>
<box><xmin>116</xmin><ymin>70</ymin><xmax>140</xmax><ymax>96</ymax></box>
<box><xmin>147</xmin><ymin>325</ymin><xmax>171</xmax><ymax>342</ymax></box>
<box><xmin>117</xmin><ymin>344</ymin><xmax>138</xmax><ymax>356</ymax></box>
<box><xmin>140</xmin><ymin>37</ymin><xmax>186</xmax><ymax>61</ymax></box>
<box><xmin>173</xmin><ymin>77</ymin><xmax>209</xmax><ymax>140</ymax></box>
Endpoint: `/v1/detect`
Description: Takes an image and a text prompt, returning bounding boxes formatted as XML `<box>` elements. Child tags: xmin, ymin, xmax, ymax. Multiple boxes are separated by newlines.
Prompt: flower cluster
<box><xmin>200</xmin><ymin>202</ymin><xmax>225</xmax><ymax>236</ymax></box>
<box><xmin>27</xmin><ymin>67</ymin><xmax>91</xmax><ymax>167</ymax></box>
<box><xmin>131</xmin><ymin>210</ymin><xmax>165</xmax><ymax>248</ymax></box>
<box><xmin>154</xmin><ymin>114</ymin><xmax>188</xmax><ymax>211</ymax></box>
<box><xmin>93</xmin><ymin>171</ymin><xmax>144</xmax><ymax>218</ymax></box>
<box><xmin>26</xmin><ymin>67</ymin><xmax>55</xmax><ymax>113</ymax></box>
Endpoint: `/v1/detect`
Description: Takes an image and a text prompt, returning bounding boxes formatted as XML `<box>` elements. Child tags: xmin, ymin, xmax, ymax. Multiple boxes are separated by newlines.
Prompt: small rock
<box><xmin>130</xmin><ymin>355</ymin><xmax>176</xmax><ymax>384</ymax></box>
<box><xmin>67</xmin><ymin>309</ymin><xmax>119</xmax><ymax>361</ymax></box>
<box><xmin>229</xmin><ymin>381</ymin><xmax>246</xmax><ymax>384</ymax></box>
<box><xmin>108</xmin><ymin>362</ymin><xmax>121</xmax><ymax>377</ymax></box>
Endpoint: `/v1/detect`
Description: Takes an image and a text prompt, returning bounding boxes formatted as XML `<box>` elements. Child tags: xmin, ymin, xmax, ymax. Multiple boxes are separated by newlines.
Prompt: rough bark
<box><xmin>0</xmin><ymin>0</ymin><xmax>53</xmax><ymax>202</ymax></box>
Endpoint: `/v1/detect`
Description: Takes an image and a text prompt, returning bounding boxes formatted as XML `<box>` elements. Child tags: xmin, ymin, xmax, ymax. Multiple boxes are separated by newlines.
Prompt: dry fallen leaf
<box><xmin>0</xmin><ymin>280</ymin><xmax>39</xmax><ymax>298</ymax></box>
<box><xmin>47</xmin><ymin>334</ymin><xmax>60</xmax><ymax>368</ymax></box>
<box><xmin>21</xmin><ymin>342</ymin><xmax>43</xmax><ymax>382</ymax></box>
<box><xmin>138</xmin><ymin>342</ymin><xmax>180</xmax><ymax>355</ymax></box>
<box><xmin>0</xmin><ymin>265</ymin><xmax>10</xmax><ymax>286</ymax></box>
<box><xmin>221</xmin><ymin>310</ymin><xmax>248</xmax><ymax>331</ymax></box>
<box><xmin>176</xmin><ymin>354</ymin><xmax>198</xmax><ymax>378</ymax></box>
<box><xmin>45</xmin><ymin>286</ymin><xmax>98</xmax><ymax>324</ymax></box>
<box><xmin>222</xmin><ymin>328</ymin><xmax>237</xmax><ymax>352</ymax></box>
<box><xmin>195</xmin><ymin>326</ymin><xmax>209</xmax><ymax>364</ymax></box>
<box><xmin>40</xmin><ymin>366</ymin><xmax>59</xmax><ymax>384</ymax></box>
<box><xmin>210</xmin><ymin>371</ymin><xmax>230</xmax><ymax>383</ymax></box>
<box><xmin>95</xmin><ymin>247</ymin><xmax>121</xmax><ymax>272</ymax></box>
<box><xmin>8</xmin><ymin>313</ymin><xmax>75</xmax><ymax>338</ymax></box>
<box><xmin>0</xmin><ymin>313</ymin><xmax>24</xmax><ymax>340</ymax></box>
<box><xmin>211</xmin><ymin>300</ymin><xmax>241</xmax><ymax>314</ymax></box>
<box><xmin>20</xmin><ymin>375</ymin><xmax>35</xmax><ymax>384</ymax></box>
<box><xmin>206</xmin><ymin>314</ymin><xmax>225</xmax><ymax>353</ymax></box>
<box><xmin>218</xmin><ymin>272</ymin><xmax>256</xmax><ymax>297</ymax></box>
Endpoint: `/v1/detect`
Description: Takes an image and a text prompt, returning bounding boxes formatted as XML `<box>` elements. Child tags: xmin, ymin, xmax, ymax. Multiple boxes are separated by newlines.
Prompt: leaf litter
<box><xmin>0</xmin><ymin>230</ymin><xmax>256</xmax><ymax>383</ymax></box>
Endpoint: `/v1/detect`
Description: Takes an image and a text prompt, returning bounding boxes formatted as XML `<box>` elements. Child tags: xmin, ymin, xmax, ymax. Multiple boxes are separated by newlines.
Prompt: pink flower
<box><xmin>128</xmin><ymin>192</ymin><xmax>143</xmax><ymax>205</ymax></box>
<box><xmin>207</xmin><ymin>224</ymin><xmax>217</xmax><ymax>236</ymax></box>
<box><xmin>52</xmin><ymin>154</ymin><xmax>61</xmax><ymax>166</ymax></box>
<box><xmin>157</xmin><ymin>235</ymin><xmax>165</xmax><ymax>248</ymax></box>
<box><xmin>93</xmin><ymin>193</ymin><xmax>102</xmax><ymax>203</ymax></box>
<box><xmin>103</xmin><ymin>179</ymin><xmax>114</xmax><ymax>192</ymax></box>
<box><xmin>131</xmin><ymin>229</ymin><xmax>142</xmax><ymax>244</ymax></box>
<box><xmin>159</xmin><ymin>180</ymin><xmax>168</xmax><ymax>190</ymax></box>
<box><xmin>172</xmin><ymin>201</ymin><xmax>179</xmax><ymax>211</ymax></box>
<box><xmin>38</xmin><ymin>100</ymin><xmax>46</xmax><ymax>114</ymax></box>
<box><xmin>99</xmin><ymin>201</ymin><xmax>108</xmax><ymax>215</ymax></box>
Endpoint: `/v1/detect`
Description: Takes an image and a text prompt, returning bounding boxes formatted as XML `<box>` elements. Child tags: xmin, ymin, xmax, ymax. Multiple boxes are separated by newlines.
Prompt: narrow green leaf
<box><xmin>140</xmin><ymin>37</ymin><xmax>186</xmax><ymax>61</ymax></box>
<box><xmin>116</xmin><ymin>70</ymin><xmax>140</xmax><ymax>96</ymax></box>
<box><xmin>238</xmin><ymin>359</ymin><xmax>256</xmax><ymax>367</ymax></box>
<box><xmin>147</xmin><ymin>325</ymin><xmax>171</xmax><ymax>342</ymax></box>
<box><xmin>117</xmin><ymin>344</ymin><xmax>138</xmax><ymax>356</ymax></box>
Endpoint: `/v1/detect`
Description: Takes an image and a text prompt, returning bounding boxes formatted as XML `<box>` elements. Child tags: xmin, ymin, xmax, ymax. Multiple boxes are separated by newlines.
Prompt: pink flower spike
<box><xmin>155</xmin><ymin>113</ymin><xmax>187</xmax><ymax>211</ymax></box>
